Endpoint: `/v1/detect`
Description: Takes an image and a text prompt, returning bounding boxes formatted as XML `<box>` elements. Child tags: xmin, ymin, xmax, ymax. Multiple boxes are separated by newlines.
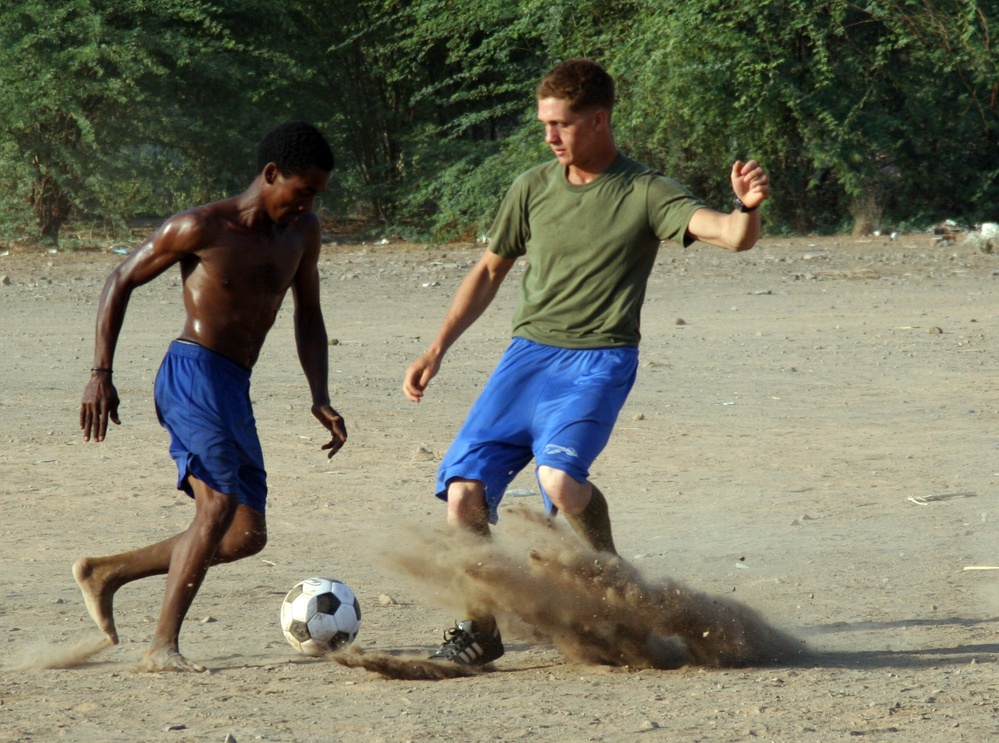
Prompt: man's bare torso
<box><xmin>175</xmin><ymin>198</ymin><xmax>319</xmax><ymax>369</ymax></box>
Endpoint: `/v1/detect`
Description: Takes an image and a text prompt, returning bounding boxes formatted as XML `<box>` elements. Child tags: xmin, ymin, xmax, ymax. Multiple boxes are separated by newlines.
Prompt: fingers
<box><xmin>402</xmin><ymin>363</ymin><xmax>430</xmax><ymax>403</ymax></box>
<box><xmin>99</xmin><ymin>404</ymin><xmax>121</xmax><ymax>441</ymax></box>
<box><xmin>403</xmin><ymin>380</ymin><xmax>424</xmax><ymax>403</ymax></box>
<box><xmin>731</xmin><ymin>160</ymin><xmax>770</xmax><ymax>213</ymax></box>
<box><xmin>82</xmin><ymin>378</ymin><xmax>120</xmax><ymax>442</ymax></box>
<box><xmin>321</xmin><ymin>422</ymin><xmax>347</xmax><ymax>458</ymax></box>
<box><xmin>322</xmin><ymin>436</ymin><xmax>346</xmax><ymax>459</ymax></box>
<box><xmin>735</xmin><ymin>160</ymin><xmax>769</xmax><ymax>189</ymax></box>
<box><xmin>314</xmin><ymin>406</ymin><xmax>347</xmax><ymax>459</ymax></box>
<box><xmin>80</xmin><ymin>402</ymin><xmax>120</xmax><ymax>442</ymax></box>
<box><xmin>734</xmin><ymin>160</ymin><xmax>766</xmax><ymax>182</ymax></box>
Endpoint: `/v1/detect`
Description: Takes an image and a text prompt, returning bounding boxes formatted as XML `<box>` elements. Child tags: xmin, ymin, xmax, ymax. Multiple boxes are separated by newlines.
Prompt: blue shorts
<box><xmin>436</xmin><ymin>337</ymin><xmax>638</xmax><ymax>522</ymax></box>
<box><xmin>154</xmin><ymin>340</ymin><xmax>267</xmax><ymax>513</ymax></box>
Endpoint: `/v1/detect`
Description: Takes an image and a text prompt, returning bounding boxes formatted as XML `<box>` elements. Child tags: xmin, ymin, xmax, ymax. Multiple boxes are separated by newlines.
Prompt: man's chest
<box><xmin>525</xmin><ymin>186</ymin><xmax>655</xmax><ymax>266</ymax></box>
<box><xmin>191</xmin><ymin>240</ymin><xmax>305</xmax><ymax>295</ymax></box>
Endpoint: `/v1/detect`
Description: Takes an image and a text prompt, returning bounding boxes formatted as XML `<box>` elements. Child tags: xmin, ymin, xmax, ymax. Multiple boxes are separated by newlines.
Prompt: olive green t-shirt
<box><xmin>488</xmin><ymin>153</ymin><xmax>705</xmax><ymax>348</ymax></box>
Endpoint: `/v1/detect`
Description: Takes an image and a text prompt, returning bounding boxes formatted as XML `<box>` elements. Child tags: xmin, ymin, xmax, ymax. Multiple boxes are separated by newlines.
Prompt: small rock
<box><xmin>378</xmin><ymin>593</ymin><xmax>397</xmax><ymax>606</ymax></box>
<box><xmin>411</xmin><ymin>445</ymin><xmax>435</xmax><ymax>462</ymax></box>
<box><xmin>928</xmin><ymin>326</ymin><xmax>943</xmax><ymax>334</ymax></box>
<box><xmin>640</xmin><ymin>720</ymin><xmax>660</xmax><ymax>730</ymax></box>
<box><xmin>166</xmin><ymin>723</ymin><xmax>187</xmax><ymax>731</ymax></box>
<box><xmin>200</xmin><ymin>616</ymin><xmax>217</xmax><ymax>624</ymax></box>
<box><xmin>632</xmin><ymin>413</ymin><xmax>645</xmax><ymax>421</ymax></box>
<box><xmin>224</xmin><ymin>734</ymin><xmax>238</xmax><ymax>743</ymax></box>
<box><xmin>674</xmin><ymin>318</ymin><xmax>686</xmax><ymax>325</ymax></box>
<box><xmin>328</xmin><ymin>338</ymin><xmax>340</xmax><ymax>346</ymax></box>
<box><xmin>1</xmin><ymin>275</ymin><xmax>9</xmax><ymax>286</ymax></box>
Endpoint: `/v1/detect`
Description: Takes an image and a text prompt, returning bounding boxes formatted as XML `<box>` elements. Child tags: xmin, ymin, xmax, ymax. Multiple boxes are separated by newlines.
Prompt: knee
<box><xmin>229</xmin><ymin>530</ymin><xmax>267</xmax><ymax>561</ymax></box>
<box><xmin>537</xmin><ymin>466</ymin><xmax>591</xmax><ymax>514</ymax></box>
<box><xmin>217</xmin><ymin>524</ymin><xmax>267</xmax><ymax>563</ymax></box>
<box><xmin>445</xmin><ymin>480</ymin><xmax>489</xmax><ymax>533</ymax></box>
<box><xmin>194</xmin><ymin>490</ymin><xmax>238</xmax><ymax>536</ymax></box>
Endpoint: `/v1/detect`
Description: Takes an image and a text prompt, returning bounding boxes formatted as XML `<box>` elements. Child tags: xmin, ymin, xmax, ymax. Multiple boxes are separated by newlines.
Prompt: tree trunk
<box><xmin>30</xmin><ymin>175</ymin><xmax>72</xmax><ymax>245</ymax></box>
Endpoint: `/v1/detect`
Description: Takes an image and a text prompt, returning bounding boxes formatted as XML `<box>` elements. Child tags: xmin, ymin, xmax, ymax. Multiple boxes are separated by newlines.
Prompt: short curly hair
<box><xmin>536</xmin><ymin>59</ymin><xmax>615</xmax><ymax>113</ymax></box>
<box><xmin>256</xmin><ymin>121</ymin><xmax>334</xmax><ymax>175</ymax></box>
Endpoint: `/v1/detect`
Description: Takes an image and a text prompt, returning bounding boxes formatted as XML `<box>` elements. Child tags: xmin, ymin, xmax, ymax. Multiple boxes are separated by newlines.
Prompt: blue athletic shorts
<box><xmin>154</xmin><ymin>340</ymin><xmax>267</xmax><ymax>513</ymax></box>
<box><xmin>436</xmin><ymin>337</ymin><xmax>638</xmax><ymax>522</ymax></box>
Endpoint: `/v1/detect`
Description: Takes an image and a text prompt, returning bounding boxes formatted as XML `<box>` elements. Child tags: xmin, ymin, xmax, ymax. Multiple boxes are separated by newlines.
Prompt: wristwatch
<box><xmin>734</xmin><ymin>197</ymin><xmax>758</xmax><ymax>213</ymax></box>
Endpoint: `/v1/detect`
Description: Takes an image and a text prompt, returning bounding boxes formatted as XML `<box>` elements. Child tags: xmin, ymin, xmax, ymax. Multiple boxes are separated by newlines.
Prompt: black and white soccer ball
<box><xmin>280</xmin><ymin>577</ymin><xmax>362</xmax><ymax>656</ymax></box>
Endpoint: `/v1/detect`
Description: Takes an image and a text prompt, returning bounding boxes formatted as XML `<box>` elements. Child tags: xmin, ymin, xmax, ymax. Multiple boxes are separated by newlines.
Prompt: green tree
<box><xmin>273</xmin><ymin>0</ymin><xmax>550</xmax><ymax>228</ymax></box>
<box><xmin>382</xmin><ymin>0</ymin><xmax>641</xmax><ymax>238</ymax></box>
<box><xmin>4</xmin><ymin>0</ymin><xmax>994</xmax><ymax>243</ymax></box>
<box><xmin>277</xmin><ymin>1</ymin><xmax>421</xmax><ymax>222</ymax></box>
<box><xmin>0</xmin><ymin>0</ymin><xmax>289</xmax><ymax>244</ymax></box>
<box><xmin>613</xmin><ymin>0</ymin><xmax>998</xmax><ymax>233</ymax></box>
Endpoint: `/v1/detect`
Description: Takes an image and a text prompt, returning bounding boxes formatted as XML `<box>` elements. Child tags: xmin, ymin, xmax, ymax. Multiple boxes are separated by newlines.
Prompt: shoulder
<box><xmin>509</xmin><ymin>160</ymin><xmax>560</xmax><ymax>192</ymax></box>
<box><xmin>608</xmin><ymin>154</ymin><xmax>665</xmax><ymax>183</ymax></box>
<box><xmin>155</xmin><ymin>201</ymin><xmax>229</xmax><ymax>252</ymax></box>
<box><xmin>292</xmin><ymin>212</ymin><xmax>323</xmax><ymax>261</ymax></box>
<box><xmin>611</xmin><ymin>155</ymin><xmax>695</xmax><ymax>200</ymax></box>
<box><xmin>293</xmin><ymin>211</ymin><xmax>322</xmax><ymax>239</ymax></box>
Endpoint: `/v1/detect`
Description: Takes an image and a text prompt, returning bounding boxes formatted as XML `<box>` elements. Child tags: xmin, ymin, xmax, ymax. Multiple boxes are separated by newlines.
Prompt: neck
<box><xmin>234</xmin><ymin>178</ymin><xmax>275</xmax><ymax>232</ymax></box>
<box><xmin>566</xmin><ymin>144</ymin><xmax>618</xmax><ymax>186</ymax></box>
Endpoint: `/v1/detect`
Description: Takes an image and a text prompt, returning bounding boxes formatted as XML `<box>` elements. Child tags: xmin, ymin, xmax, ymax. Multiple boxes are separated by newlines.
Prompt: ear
<box><xmin>592</xmin><ymin>108</ymin><xmax>609</xmax><ymax>131</ymax></box>
<box><xmin>262</xmin><ymin>162</ymin><xmax>280</xmax><ymax>185</ymax></box>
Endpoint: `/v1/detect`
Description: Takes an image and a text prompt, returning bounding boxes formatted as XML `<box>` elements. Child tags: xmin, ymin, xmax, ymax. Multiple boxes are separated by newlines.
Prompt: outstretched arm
<box><xmin>686</xmin><ymin>160</ymin><xmax>770</xmax><ymax>252</ymax></box>
<box><xmin>403</xmin><ymin>248</ymin><xmax>515</xmax><ymax>403</ymax></box>
<box><xmin>80</xmin><ymin>213</ymin><xmax>207</xmax><ymax>442</ymax></box>
<box><xmin>292</xmin><ymin>217</ymin><xmax>347</xmax><ymax>458</ymax></box>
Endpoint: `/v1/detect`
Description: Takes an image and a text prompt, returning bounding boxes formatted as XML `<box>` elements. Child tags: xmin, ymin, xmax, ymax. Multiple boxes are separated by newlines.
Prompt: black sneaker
<box><xmin>428</xmin><ymin>620</ymin><xmax>504</xmax><ymax>666</ymax></box>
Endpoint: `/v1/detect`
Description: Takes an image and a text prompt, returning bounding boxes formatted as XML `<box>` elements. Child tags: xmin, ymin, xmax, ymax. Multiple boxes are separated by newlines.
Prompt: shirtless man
<box><xmin>75</xmin><ymin>121</ymin><xmax>347</xmax><ymax>672</ymax></box>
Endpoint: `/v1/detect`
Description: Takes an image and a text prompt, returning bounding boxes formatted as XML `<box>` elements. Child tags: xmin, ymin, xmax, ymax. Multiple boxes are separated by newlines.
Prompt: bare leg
<box><xmin>562</xmin><ymin>485</ymin><xmax>616</xmax><ymax>554</ymax></box>
<box><xmin>74</xmin><ymin>476</ymin><xmax>266</xmax><ymax>672</ymax></box>
<box><xmin>445</xmin><ymin>478</ymin><xmax>491</xmax><ymax>538</ymax></box>
<box><xmin>73</xmin><ymin>536</ymin><xmax>180</xmax><ymax>645</ymax></box>
<box><xmin>445</xmin><ymin>479</ymin><xmax>496</xmax><ymax>633</ymax></box>
<box><xmin>538</xmin><ymin>466</ymin><xmax>617</xmax><ymax>555</ymax></box>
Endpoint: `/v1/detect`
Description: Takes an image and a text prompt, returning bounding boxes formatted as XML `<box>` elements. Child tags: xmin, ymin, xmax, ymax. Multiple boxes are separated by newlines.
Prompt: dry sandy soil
<box><xmin>1</xmin><ymin>229</ymin><xmax>998</xmax><ymax>742</ymax></box>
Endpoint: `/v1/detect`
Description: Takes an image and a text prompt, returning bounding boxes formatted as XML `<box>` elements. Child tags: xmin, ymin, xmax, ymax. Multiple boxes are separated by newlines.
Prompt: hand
<box><xmin>731</xmin><ymin>160</ymin><xmax>770</xmax><ymax>211</ymax></box>
<box><xmin>312</xmin><ymin>404</ymin><xmax>347</xmax><ymax>458</ymax></box>
<box><xmin>403</xmin><ymin>351</ymin><xmax>442</xmax><ymax>403</ymax></box>
<box><xmin>80</xmin><ymin>374</ymin><xmax>121</xmax><ymax>442</ymax></box>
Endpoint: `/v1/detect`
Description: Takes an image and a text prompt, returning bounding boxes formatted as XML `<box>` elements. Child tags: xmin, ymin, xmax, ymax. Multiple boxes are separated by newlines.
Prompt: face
<box><xmin>263</xmin><ymin>163</ymin><xmax>331</xmax><ymax>224</ymax></box>
<box><xmin>536</xmin><ymin>97</ymin><xmax>605</xmax><ymax>168</ymax></box>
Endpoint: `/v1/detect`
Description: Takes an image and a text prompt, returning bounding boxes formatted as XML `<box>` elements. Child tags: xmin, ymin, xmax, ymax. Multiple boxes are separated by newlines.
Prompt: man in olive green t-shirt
<box><xmin>403</xmin><ymin>59</ymin><xmax>770</xmax><ymax>666</ymax></box>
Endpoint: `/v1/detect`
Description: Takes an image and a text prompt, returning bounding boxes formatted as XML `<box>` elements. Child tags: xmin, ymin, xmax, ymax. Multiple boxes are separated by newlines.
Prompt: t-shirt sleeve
<box><xmin>647</xmin><ymin>175</ymin><xmax>706</xmax><ymax>248</ymax></box>
<box><xmin>487</xmin><ymin>174</ymin><xmax>532</xmax><ymax>259</ymax></box>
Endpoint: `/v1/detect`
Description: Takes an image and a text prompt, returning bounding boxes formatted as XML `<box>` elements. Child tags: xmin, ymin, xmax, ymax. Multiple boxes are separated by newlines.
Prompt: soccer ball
<box><xmin>280</xmin><ymin>577</ymin><xmax>362</xmax><ymax>656</ymax></box>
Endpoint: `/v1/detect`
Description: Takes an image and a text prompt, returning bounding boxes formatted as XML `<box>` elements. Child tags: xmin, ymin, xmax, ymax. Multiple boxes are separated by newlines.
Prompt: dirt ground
<box><xmin>1</xmin><ymin>229</ymin><xmax>998</xmax><ymax>742</ymax></box>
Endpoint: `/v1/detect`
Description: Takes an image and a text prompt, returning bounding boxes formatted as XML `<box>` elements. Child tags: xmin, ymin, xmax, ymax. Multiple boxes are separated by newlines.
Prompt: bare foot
<box><xmin>72</xmin><ymin>557</ymin><xmax>120</xmax><ymax>645</ymax></box>
<box><xmin>135</xmin><ymin>647</ymin><xmax>208</xmax><ymax>673</ymax></box>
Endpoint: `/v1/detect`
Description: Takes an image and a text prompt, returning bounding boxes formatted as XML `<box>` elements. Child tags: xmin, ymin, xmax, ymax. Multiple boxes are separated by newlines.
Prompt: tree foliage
<box><xmin>0</xmin><ymin>0</ymin><xmax>289</xmax><ymax>243</ymax></box>
<box><xmin>612</xmin><ymin>0</ymin><xmax>998</xmax><ymax>233</ymax></box>
<box><xmin>0</xmin><ymin>0</ymin><xmax>995</xmax><ymax>244</ymax></box>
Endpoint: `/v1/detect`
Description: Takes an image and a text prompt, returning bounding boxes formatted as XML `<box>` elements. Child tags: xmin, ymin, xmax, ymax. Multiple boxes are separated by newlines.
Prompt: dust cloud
<box><xmin>7</xmin><ymin>635</ymin><xmax>113</xmax><ymax>671</ymax></box>
<box><xmin>348</xmin><ymin>506</ymin><xmax>806</xmax><ymax>678</ymax></box>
